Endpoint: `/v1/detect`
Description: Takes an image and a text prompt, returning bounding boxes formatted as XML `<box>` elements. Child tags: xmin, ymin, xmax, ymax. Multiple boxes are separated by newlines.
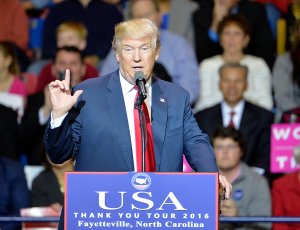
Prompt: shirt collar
<box><xmin>119</xmin><ymin>70</ymin><xmax>152</xmax><ymax>96</ymax></box>
<box><xmin>222</xmin><ymin>100</ymin><xmax>245</xmax><ymax>115</ymax></box>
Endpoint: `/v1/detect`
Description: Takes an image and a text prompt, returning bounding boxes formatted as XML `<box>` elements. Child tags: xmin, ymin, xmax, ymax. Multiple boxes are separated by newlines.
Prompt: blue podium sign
<box><xmin>65</xmin><ymin>172</ymin><xmax>219</xmax><ymax>229</ymax></box>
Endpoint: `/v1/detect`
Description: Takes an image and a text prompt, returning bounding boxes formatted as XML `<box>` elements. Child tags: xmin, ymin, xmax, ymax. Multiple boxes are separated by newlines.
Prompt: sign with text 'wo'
<box><xmin>65</xmin><ymin>172</ymin><xmax>219</xmax><ymax>229</ymax></box>
<box><xmin>271</xmin><ymin>123</ymin><xmax>300</xmax><ymax>173</ymax></box>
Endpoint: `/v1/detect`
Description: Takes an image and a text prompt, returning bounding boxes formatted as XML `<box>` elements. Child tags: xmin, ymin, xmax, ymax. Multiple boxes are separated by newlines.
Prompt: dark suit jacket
<box><xmin>0</xmin><ymin>157</ymin><xmax>29</xmax><ymax>230</ymax></box>
<box><xmin>0</xmin><ymin>104</ymin><xmax>19</xmax><ymax>161</ymax></box>
<box><xmin>195</xmin><ymin>101</ymin><xmax>273</xmax><ymax>174</ymax></box>
<box><xmin>20</xmin><ymin>92</ymin><xmax>46</xmax><ymax>165</ymax></box>
<box><xmin>31</xmin><ymin>169</ymin><xmax>64</xmax><ymax>207</ymax></box>
<box><xmin>45</xmin><ymin>70</ymin><xmax>218</xmax><ymax>173</ymax></box>
<box><xmin>193</xmin><ymin>0</ymin><xmax>275</xmax><ymax>68</ymax></box>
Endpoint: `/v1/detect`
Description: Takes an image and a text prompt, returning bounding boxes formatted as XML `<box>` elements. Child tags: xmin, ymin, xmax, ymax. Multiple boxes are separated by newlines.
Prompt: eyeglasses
<box><xmin>214</xmin><ymin>144</ymin><xmax>239</xmax><ymax>151</ymax></box>
<box><xmin>122</xmin><ymin>45</ymin><xmax>152</xmax><ymax>56</ymax></box>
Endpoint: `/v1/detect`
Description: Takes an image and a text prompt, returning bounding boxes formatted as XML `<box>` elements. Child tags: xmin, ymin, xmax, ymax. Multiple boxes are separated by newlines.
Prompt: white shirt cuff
<box><xmin>50</xmin><ymin>112</ymin><xmax>68</xmax><ymax>129</ymax></box>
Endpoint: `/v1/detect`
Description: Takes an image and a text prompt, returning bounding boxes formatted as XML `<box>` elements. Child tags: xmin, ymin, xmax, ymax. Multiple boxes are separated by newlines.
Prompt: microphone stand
<box><xmin>135</xmin><ymin>93</ymin><xmax>148</xmax><ymax>172</ymax></box>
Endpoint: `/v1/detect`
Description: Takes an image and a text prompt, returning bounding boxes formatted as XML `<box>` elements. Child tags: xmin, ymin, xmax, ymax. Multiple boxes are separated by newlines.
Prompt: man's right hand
<box><xmin>48</xmin><ymin>69</ymin><xmax>83</xmax><ymax>119</ymax></box>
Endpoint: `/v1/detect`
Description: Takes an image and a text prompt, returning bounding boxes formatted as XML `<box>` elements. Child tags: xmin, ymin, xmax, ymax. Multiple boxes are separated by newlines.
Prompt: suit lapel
<box><xmin>106</xmin><ymin>71</ymin><xmax>134</xmax><ymax>170</ymax></box>
<box><xmin>240</xmin><ymin>102</ymin><xmax>255</xmax><ymax>131</ymax></box>
<box><xmin>215</xmin><ymin>104</ymin><xmax>223</xmax><ymax>127</ymax></box>
<box><xmin>151</xmin><ymin>78</ymin><xmax>168</xmax><ymax>170</ymax></box>
<box><xmin>207</xmin><ymin>104</ymin><xmax>223</xmax><ymax>136</ymax></box>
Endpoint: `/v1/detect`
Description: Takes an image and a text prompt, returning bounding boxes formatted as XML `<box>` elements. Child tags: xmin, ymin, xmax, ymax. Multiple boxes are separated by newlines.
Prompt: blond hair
<box><xmin>112</xmin><ymin>18</ymin><xmax>160</xmax><ymax>51</ymax></box>
<box><xmin>56</xmin><ymin>21</ymin><xmax>88</xmax><ymax>40</ymax></box>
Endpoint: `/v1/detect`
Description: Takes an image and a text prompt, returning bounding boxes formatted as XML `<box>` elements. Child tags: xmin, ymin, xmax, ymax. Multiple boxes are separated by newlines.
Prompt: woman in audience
<box><xmin>272</xmin><ymin>148</ymin><xmax>300</xmax><ymax>229</ymax></box>
<box><xmin>194</xmin><ymin>14</ymin><xmax>273</xmax><ymax>112</ymax></box>
<box><xmin>0</xmin><ymin>41</ymin><xmax>27</xmax><ymax>121</ymax></box>
<box><xmin>31</xmin><ymin>156</ymin><xmax>74</xmax><ymax>214</ymax></box>
<box><xmin>273</xmin><ymin>20</ymin><xmax>300</xmax><ymax>119</ymax></box>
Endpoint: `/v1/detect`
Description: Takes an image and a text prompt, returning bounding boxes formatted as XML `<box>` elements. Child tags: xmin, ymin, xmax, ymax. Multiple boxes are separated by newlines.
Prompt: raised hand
<box><xmin>48</xmin><ymin>69</ymin><xmax>83</xmax><ymax>119</ymax></box>
<box><xmin>211</xmin><ymin>0</ymin><xmax>232</xmax><ymax>31</ymax></box>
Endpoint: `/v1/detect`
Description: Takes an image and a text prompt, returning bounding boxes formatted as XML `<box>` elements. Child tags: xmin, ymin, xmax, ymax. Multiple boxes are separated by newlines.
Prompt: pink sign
<box><xmin>183</xmin><ymin>155</ymin><xmax>193</xmax><ymax>172</ymax></box>
<box><xmin>271</xmin><ymin>123</ymin><xmax>300</xmax><ymax>173</ymax></box>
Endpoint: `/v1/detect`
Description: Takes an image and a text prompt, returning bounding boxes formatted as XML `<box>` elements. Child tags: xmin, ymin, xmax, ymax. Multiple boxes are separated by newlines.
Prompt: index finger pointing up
<box><xmin>64</xmin><ymin>69</ymin><xmax>71</xmax><ymax>91</ymax></box>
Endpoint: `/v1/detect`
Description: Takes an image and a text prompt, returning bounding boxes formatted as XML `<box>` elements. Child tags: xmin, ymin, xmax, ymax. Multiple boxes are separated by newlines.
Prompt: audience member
<box><xmin>101</xmin><ymin>0</ymin><xmax>199</xmax><ymax>103</ymax></box>
<box><xmin>285</xmin><ymin>1</ymin><xmax>300</xmax><ymax>50</ymax></box>
<box><xmin>0</xmin><ymin>156</ymin><xmax>30</xmax><ymax>230</ymax></box>
<box><xmin>194</xmin><ymin>14</ymin><xmax>273</xmax><ymax>112</ymax></box>
<box><xmin>256</xmin><ymin>0</ymin><xmax>292</xmax><ymax>14</ymax></box>
<box><xmin>0</xmin><ymin>105</ymin><xmax>19</xmax><ymax>161</ymax></box>
<box><xmin>0</xmin><ymin>0</ymin><xmax>31</xmax><ymax>71</ymax></box>
<box><xmin>31</xmin><ymin>156</ymin><xmax>73</xmax><ymax>214</ymax></box>
<box><xmin>0</xmin><ymin>41</ymin><xmax>27</xmax><ymax>122</ymax></box>
<box><xmin>157</xmin><ymin>0</ymin><xmax>198</xmax><ymax>47</ymax></box>
<box><xmin>193</xmin><ymin>0</ymin><xmax>275</xmax><ymax>68</ymax></box>
<box><xmin>195</xmin><ymin>63</ymin><xmax>273</xmax><ymax>177</ymax></box>
<box><xmin>212</xmin><ymin>127</ymin><xmax>271</xmax><ymax>230</ymax></box>
<box><xmin>21</xmin><ymin>0</ymin><xmax>64</xmax><ymax>10</ymax></box>
<box><xmin>41</xmin><ymin>0</ymin><xmax>123</xmax><ymax>67</ymax></box>
<box><xmin>273</xmin><ymin>20</ymin><xmax>300</xmax><ymax>119</ymax></box>
<box><xmin>272</xmin><ymin>148</ymin><xmax>300</xmax><ymax>230</ymax></box>
<box><xmin>31</xmin><ymin>21</ymin><xmax>98</xmax><ymax>90</ymax></box>
<box><xmin>21</xmin><ymin>46</ymin><xmax>91</xmax><ymax>165</ymax></box>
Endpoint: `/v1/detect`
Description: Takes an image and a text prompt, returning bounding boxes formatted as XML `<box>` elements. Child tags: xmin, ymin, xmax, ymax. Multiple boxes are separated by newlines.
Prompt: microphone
<box><xmin>134</xmin><ymin>71</ymin><xmax>147</xmax><ymax>105</ymax></box>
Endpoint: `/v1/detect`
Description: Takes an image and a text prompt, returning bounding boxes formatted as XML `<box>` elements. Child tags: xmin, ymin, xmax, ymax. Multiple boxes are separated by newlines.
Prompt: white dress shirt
<box><xmin>221</xmin><ymin>100</ymin><xmax>245</xmax><ymax>129</ymax></box>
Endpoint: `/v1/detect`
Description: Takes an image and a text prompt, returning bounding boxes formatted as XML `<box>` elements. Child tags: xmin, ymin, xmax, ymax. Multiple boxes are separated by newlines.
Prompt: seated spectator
<box><xmin>273</xmin><ymin>20</ymin><xmax>300</xmax><ymax>120</ymax></box>
<box><xmin>28</xmin><ymin>21</ymin><xmax>98</xmax><ymax>80</ymax></box>
<box><xmin>195</xmin><ymin>63</ymin><xmax>273</xmax><ymax>178</ymax></box>
<box><xmin>21</xmin><ymin>0</ymin><xmax>64</xmax><ymax>10</ymax></box>
<box><xmin>31</xmin><ymin>156</ymin><xmax>74</xmax><ymax>214</ymax></box>
<box><xmin>21</xmin><ymin>46</ymin><xmax>93</xmax><ymax>165</ymax></box>
<box><xmin>0</xmin><ymin>41</ymin><xmax>27</xmax><ymax>122</ymax></box>
<box><xmin>285</xmin><ymin>1</ymin><xmax>300</xmax><ymax>50</ymax></box>
<box><xmin>255</xmin><ymin>0</ymin><xmax>292</xmax><ymax>14</ymax></box>
<box><xmin>0</xmin><ymin>156</ymin><xmax>30</xmax><ymax>230</ymax></box>
<box><xmin>0</xmin><ymin>105</ymin><xmax>19</xmax><ymax>161</ymax></box>
<box><xmin>157</xmin><ymin>0</ymin><xmax>198</xmax><ymax>48</ymax></box>
<box><xmin>194</xmin><ymin>14</ymin><xmax>273</xmax><ymax>112</ymax></box>
<box><xmin>272</xmin><ymin>148</ymin><xmax>300</xmax><ymax>230</ymax></box>
<box><xmin>101</xmin><ymin>0</ymin><xmax>199</xmax><ymax>103</ymax></box>
<box><xmin>41</xmin><ymin>0</ymin><xmax>123</xmax><ymax>67</ymax></box>
<box><xmin>0</xmin><ymin>0</ymin><xmax>31</xmax><ymax>71</ymax></box>
<box><xmin>212</xmin><ymin>127</ymin><xmax>271</xmax><ymax>230</ymax></box>
<box><xmin>193</xmin><ymin>0</ymin><xmax>275</xmax><ymax>68</ymax></box>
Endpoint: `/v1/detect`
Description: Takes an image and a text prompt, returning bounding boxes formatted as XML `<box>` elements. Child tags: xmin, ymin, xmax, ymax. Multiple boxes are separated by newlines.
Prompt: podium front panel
<box><xmin>65</xmin><ymin>172</ymin><xmax>219</xmax><ymax>229</ymax></box>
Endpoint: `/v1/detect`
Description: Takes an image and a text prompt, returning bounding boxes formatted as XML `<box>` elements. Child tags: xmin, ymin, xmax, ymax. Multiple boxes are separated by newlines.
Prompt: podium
<box><xmin>65</xmin><ymin>172</ymin><xmax>219</xmax><ymax>229</ymax></box>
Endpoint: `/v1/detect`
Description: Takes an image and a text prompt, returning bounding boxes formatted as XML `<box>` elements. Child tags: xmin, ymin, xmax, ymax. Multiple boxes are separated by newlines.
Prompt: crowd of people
<box><xmin>1</xmin><ymin>0</ymin><xmax>300</xmax><ymax>229</ymax></box>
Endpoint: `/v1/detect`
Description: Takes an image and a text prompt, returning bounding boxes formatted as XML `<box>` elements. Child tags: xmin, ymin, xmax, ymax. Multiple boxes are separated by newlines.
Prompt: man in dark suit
<box><xmin>0</xmin><ymin>104</ymin><xmax>19</xmax><ymax>161</ymax></box>
<box><xmin>193</xmin><ymin>0</ymin><xmax>275</xmax><ymax>68</ymax></box>
<box><xmin>45</xmin><ymin>18</ymin><xmax>232</xmax><ymax>229</ymax></box>
<box><xmin>195</xmin><ymin>62</ymin><xmax>273</xmax><ymax>177</ymax></box>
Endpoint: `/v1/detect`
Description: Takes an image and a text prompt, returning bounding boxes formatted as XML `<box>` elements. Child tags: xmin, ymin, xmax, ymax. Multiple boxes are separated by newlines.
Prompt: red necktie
<box><xmin>134</xmin><ymin>88</ymin><xmax>156</xmax><ymax>172</ymax></box>
<box><xmin>228</xmin><ymin>111</ymin><xmax>235</xmax><ymax>128</ymax></box>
